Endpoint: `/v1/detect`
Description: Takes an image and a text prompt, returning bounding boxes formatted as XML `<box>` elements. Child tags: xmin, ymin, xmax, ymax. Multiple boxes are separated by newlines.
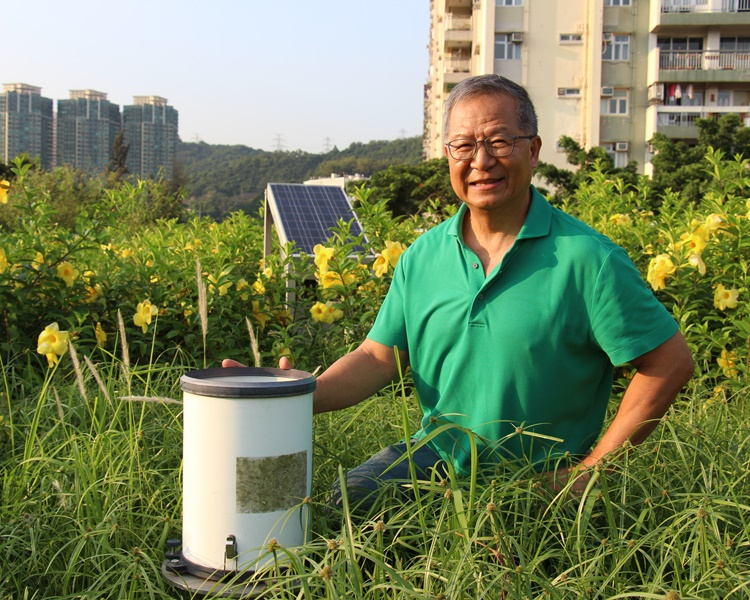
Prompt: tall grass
<box><xmin>1</xmin><ymin>344</ymin><xmax>748</xmax><ymax>599</ymax></box>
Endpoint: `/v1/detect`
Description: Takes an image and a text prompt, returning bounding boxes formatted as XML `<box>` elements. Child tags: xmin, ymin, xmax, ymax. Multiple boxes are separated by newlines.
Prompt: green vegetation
<box><xmin>178</xmin><ymin>137</ymin><xmax>423</xmax><ymax>219</ymax></box>
<box><xmin>536</xmin><ymin>113</ymin><xmax>750</xmax><ymax>208</ymax></box>
<box><xmin>1</xmin><ymin>150</ymin><xmax>749</xmax><ymax>598</ymax></box>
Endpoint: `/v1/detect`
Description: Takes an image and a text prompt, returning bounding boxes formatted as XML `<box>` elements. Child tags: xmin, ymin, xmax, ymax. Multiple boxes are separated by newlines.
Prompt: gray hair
<box><xmin>442</xmin><ymin>75</ymin><xmax>538</xmax><ymax>143</ymax></box>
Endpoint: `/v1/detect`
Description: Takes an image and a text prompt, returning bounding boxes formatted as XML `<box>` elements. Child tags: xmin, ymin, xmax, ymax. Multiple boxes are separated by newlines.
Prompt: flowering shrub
<box><xmin>567</xmin><ymin>148</ymin><xmax>750</xmax><ymax>387</ymax></box>
<box><xmin>0</xmin><ymin>150</ymin><xmax>748</xmax><ymax>391</ymax></box>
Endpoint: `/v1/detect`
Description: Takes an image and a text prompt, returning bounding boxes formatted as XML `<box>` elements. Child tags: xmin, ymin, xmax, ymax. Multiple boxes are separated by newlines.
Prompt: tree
<box><xmin>107</xmin><ymin>129</ymin><xmax>130</xmax><ymax>184</ymax></box>
<box><xmin>650</xmin><ymin>113</ymin><xmax>750</xmax><ymax>203</ymax></box>
<box><xmin>535</xmin><ymin>136</ymin><xmax>640</xmax><ymax>204</ymax></box>
<box><xmin>353</xmin><ymin>158</ymin><xmax>457</xmax><ymax>216</ymax></box>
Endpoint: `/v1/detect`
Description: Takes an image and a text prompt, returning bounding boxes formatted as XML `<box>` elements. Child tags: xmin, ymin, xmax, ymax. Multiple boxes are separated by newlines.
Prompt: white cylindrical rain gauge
<box><xmin>178</xmin><ymin>366</ymin><xmax>315</xmax><ymax>581</ymax></box>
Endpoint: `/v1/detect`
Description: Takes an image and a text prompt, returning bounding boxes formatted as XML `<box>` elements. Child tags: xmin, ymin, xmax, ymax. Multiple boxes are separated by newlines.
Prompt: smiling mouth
<box><xmin>469</xmin><ymin>178</ymin><xmax>503</xmax><ymax>186</ymax></box>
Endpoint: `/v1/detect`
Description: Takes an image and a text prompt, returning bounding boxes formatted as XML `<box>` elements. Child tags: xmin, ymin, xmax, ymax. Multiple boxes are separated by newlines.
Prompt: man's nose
<box><xmin>471</xmin><ymin>141</ymin><xmax>497</xmax><ymax>168</ymax></box>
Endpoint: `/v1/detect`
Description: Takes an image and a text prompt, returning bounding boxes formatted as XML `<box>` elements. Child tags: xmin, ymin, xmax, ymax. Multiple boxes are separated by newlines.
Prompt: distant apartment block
<box><xmin>0</xmin><ymin>83</ymin><xmax>54</xmax><ymax>169</ymax></box>
<box><xmin>425</xmin><ymin>0</ymin><xmax>750</xmax><ymax>175</ymax></box>
<box><xmin>57</xmin><ymin>90</ymin><xmax>122</xmax><ymax>173</ymax></box>
<box><xmin>123</xmin><ymin>96</ymin><xmax>179</xmax><ymax>179</ymax></box>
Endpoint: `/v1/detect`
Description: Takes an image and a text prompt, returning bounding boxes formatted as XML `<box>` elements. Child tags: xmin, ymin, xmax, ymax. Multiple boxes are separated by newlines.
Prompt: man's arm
<box><xmin>551</xmin><ymin>331</ymin><xmax>694</xmax><ymax>490</ymax></box>
<box><xmin>581</xmin><ymin>330</ymin><xmax>694</xmax><ymax>467</ymax></box>
<box><xmin>312</xmin><ymin>338</ymin><xmax>409</xmax><ymax>414</ymax></box>
<box><xmin>225</xmin><ymin>339</ymin><xmax>409</xmax><ymax>414</ymax></box>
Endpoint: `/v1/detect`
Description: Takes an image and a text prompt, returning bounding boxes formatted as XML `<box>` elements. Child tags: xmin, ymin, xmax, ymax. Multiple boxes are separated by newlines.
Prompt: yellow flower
<box><xmin>717</xmin><ymin>348</ymin><xmax>738</xmax><ymax>378</ymax></box>
<box><xmin>373</xmin><ymin>255</ymin><xmax>389</xmax><ymax>278</ymax></box>
<box><xmin>310</xmin><ymin>301</ymin><xmax>343</xmax><ymax>324</ymax></box>
<box><xmin>318</xmin><ymin>270</ymin><xmax>340</xmax><ymax>289</ymax></box>
<box><xmin>37</xmin><ymin>322</ymin><xmax>69</xmax><ymax>367</ymax></box>
<box><xmin>676</xmin><ymin>231</ymin><xmax>708</xmax><ymax>256</ymax></box>
<box><xmin>0</xmin><ymin>247</ymin><xmax>8</xmax><ymax>274</ymax></box>
<box><xmin>56</xmin><ymin>261</ymin><xmax>79</xmax><ymax>287</ymax></box>
<box><xmin>208</xmin><ymin>271</ymin><xmax>231</xmax><ymax>296</ymax></box>
<box><xmin>251</xmin><ymin>301</ymin><xmax>271</xmax><ymax>329</ymax></box>
<box><xmin>262</xmin><ymin>266</ymin><xmax>274</xmax><ymax>279</ymax></box>
<box><xmin>252</xmin><ymin>280</ymin><xmax>265</xmax><ymax>295</ymax></box>
<box><xmin>0</xmin><ymin>180</ymin><xmax>10</xmax><ymax>204</ymax></box>
<box><xmin>32</xmin><ymin>252</ymin><xmax>44</xmax><ymax>270</ymax></box>
<box><xmin>133</xmin><ymin>299</ymin><xmax>158</xmax><ymax>333</ymax></box>
<box><xmin>609</xmin><ymin>213</ymin><xmax>632</xmax><ymax>226</ymax></box>
<box><xmin>145</xmin><ymin>259</ymin><xmax>154</xmax><ymax>267</ymax></box>
<box><xmin>313</xmin><ymin>244</ymin><xmax>334</xmax><ymax>274</ymax></box>
<box><xmin>686</xmin><ymin>253</ymin><xmax>706</xmax><ymax>276</ymax></box>
<box><xmin>95</xmin><ymin>322</ymin><xmax>107</xmax><ymax>346</ymax></box>
<box><xmin>646</xmin><ymin>254</ymin><xmax>676</xmax><ymax>291</ymax></box>
<box><xmin>310</xmin><ymin>301</ymin><xmax>328</xmax><ymax>323</ymax></box>
<box><xmin>121</xmin><ymin>248</ymin><xmax>132</xmax><ymax>258</ymax></box>
<box><xmin>714</xmin><ymin>284</ymin><xmax>739</xmax><ymax>310</ymax></box>
<box><xmin>85</xmin><ymin>284</ymin><xmax>102</xmax><ymax>303</ymax></box>
<box><xmin>381</xmin><ymin>241</ymin><xmax>406</xmax><ymax>268</ymax></box>
<box><xmin>704</xmin><ymin>213</ymin><xmax>723</xmax><ymax>233</ymax></box>
<box><xmin>236</xmin><ymin>278</ymin><xmax>249</xmax><ymax>292</ymax></box>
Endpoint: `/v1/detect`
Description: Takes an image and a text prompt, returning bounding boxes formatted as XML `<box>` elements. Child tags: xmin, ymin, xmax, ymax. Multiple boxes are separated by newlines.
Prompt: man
<box><xmin>226</xmin><ymin>74</ymin><xmax>694</xmax><ymax>504</ymax></box>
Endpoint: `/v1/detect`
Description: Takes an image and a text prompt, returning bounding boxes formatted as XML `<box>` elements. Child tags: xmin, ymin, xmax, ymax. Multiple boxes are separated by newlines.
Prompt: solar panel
<box><xmin>265</xmin><ymin>183</ymin><xmax>368</xmax><ymax>256</ymax></box>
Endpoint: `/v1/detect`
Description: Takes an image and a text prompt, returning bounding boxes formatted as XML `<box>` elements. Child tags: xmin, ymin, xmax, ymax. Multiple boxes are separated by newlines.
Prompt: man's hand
<box><xmin>221</xmin><ymin>357</ymin><xmax>292</xmax><ymax>369</ymax></box>
<box><xmin>542</xmin><ymin>464</ymin><xmax>593</xmax><ymax>495</ymax></box>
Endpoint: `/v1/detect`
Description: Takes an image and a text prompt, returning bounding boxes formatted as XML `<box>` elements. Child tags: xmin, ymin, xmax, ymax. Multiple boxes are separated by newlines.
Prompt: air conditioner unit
<box><xmin>601</xmin><ymin>86</ymin><xmax>614</xmax><ymax>97</ymax></box>
<box><xmin>616</xmin><ymin>141</ymin><xmax>629</xmax><ymax>152</ymax></box>
<box><xmin>511</xmin><ymin>32</ymin><xmax>524</xmax><ymax>43</ymax></box>
<box><xmin>602</xmin><ymin>32</ymin><xmax>614</xmax><ymax>43</ymax></box>
<box><xmin>557</xmin><ymin>88</ymin><xmax>567</xmax><ymax>96</ymax></box>
<box><xmin>648</xmin><ymin>83</ymin><xmax>664</xmax><ymax>102</ymax></box>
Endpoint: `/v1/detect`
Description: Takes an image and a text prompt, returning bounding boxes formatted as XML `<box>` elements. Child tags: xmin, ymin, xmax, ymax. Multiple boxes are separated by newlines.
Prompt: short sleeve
<box><xmin>590</xmin><ymin>246</ymin><xmax>679</xmax><ymax>366</ymax></box>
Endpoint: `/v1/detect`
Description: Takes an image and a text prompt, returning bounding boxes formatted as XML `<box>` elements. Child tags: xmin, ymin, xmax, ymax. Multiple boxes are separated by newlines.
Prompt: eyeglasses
<box><xmin>445</xmin><ymin>135</ymin><xmax>536</xmax><ymax>161</ymax></box>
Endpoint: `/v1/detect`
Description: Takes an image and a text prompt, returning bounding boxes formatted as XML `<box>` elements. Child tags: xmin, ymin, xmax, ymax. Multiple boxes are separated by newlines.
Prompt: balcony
<box><xmin>654</xmin><ymin>0</ymin><xmax>750</xmax><ymax>29</ymax></box>
<box><xmin>658</xmin><ymin>49</ymin><xmax>750</xmax><ymax>82</ymax></box>
<box><xmin>661</xmin><ymin>0</ymin><xmax>750</xmax><ymax>12</ymax></box>
<box><xmin>444</xmin><ymin>14</ymin><xmax>472</xmax><ymax>49</ymax></box>
<box><xmin>655</xmin><ymin>105</ymin><xmax>750</xmax><ymax>137</ymax></box>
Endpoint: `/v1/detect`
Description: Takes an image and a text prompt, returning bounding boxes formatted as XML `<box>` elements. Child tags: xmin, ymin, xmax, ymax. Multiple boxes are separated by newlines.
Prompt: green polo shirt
<box><xmin>367</xmin><ymin>187</ymin><xmax>678</xmax><ymax>474</ymax></box>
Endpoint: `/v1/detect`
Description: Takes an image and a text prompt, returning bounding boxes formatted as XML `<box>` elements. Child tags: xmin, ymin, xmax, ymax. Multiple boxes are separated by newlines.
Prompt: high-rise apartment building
<box><xmin>0</xmin><ymin>83</ymin><xmax>54</xmax><ymax>169</ymax></box>
<box><xmin>425</xmin><ymin>0</ymin><xmax>750</xmax><ymax>174</ymax></box>
<box><xmin>57</xmin><ymin>90</ymin><xmax>122</xmax><ymax>173</ymax></box>
<box><xmin>123</xmin><ymin>96</ymin><xmax>179</xmax><ymax>179</ymax></box>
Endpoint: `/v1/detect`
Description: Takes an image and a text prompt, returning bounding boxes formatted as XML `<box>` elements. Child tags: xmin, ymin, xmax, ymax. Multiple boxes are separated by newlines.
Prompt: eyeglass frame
<box><xmin>444</xmin><ymin>134</ymin><xmax>536</xmax><ymax>161</ymax></box>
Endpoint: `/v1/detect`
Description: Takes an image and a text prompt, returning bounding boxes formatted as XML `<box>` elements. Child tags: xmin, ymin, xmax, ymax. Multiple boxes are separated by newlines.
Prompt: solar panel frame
<box><xmin>265</xmin><ymin>183</ymin><xmax>370</xmax><ymax>257</ymax></box>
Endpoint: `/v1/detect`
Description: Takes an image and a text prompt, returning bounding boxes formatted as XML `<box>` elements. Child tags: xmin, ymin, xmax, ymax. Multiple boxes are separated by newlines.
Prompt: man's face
<box><xmin>443</xmin><ymin>93</ymin><xmax>541</xmax><ymax>217</ymax></box>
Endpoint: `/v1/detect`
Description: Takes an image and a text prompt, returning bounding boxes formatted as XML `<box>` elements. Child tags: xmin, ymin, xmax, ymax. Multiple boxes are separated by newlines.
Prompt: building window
<box><xmin>604</xmin><ymin>0</ymin><xmax>631</xmax><ymax>5</ymax></box>
<box><xmin>601</xmin><ymin>143</ymin><xmax>629</xmax><ymax>168</ymax></box>
<box><xmin>601</xmin><ymin>89</ymin><xmax>629</xmax><ymax>115</ymax></box>
<box><xmin>560</xmin><ymin>33</ymin><xmax>583</xmax><ymax>43</ymax></box>
<box><xmin>557</xmin><ymin>88</ymin><xmax>581</xmax><ymax>97</ymax></box>
<box><xmin>603</xmin><ymin>35</ymin><xmax>630</xmax><ymax>61</ymax></box>
<box><xmin>496</xmin><ymin>0</ymin><xmax>523</xmax><ymax>5</ymax></box>
<box><xmin>495</xmin><ymin>34</ymin><xmax>522</xmax><ymax>60</ymax></box>
<box><xmin>720</xmin><ymin>36</ymin><xmax>750</xmax><ymax>51</ymax></box>
<box><xmin>718</xmin><ymin>90</ymin><xmax>732</xmax><ymax>106</ymax></box>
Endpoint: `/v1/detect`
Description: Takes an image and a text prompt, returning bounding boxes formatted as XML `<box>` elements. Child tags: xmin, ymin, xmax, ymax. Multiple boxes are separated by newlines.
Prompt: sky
<box><xmin>5</xmin><ymin>1</ymin><xmax>430</xmax><ymax>153</ymax></box>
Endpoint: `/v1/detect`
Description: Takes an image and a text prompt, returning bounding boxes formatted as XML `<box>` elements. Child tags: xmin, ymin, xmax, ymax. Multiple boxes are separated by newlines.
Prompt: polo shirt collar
<box><xmin>447</xmin><ymin>185</ymin><xmax>552</xmax><ymax>241</ymax></box>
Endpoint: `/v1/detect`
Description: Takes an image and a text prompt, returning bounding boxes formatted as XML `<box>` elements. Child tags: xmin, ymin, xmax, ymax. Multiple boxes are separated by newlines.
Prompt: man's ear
<box><xmin>529</xmin><ymin>136</ymin><xmax>542</xmax><ymax>168</ymax></box>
